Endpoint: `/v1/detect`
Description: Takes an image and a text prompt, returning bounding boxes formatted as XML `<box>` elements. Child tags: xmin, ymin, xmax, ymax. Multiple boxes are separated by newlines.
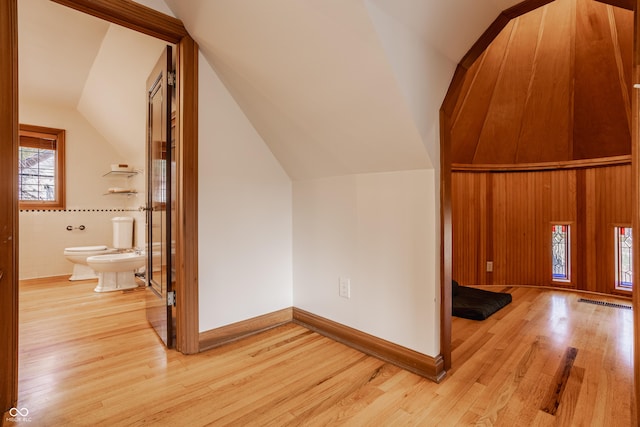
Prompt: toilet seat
<box><xmin>63</xmin><ymin>245</ymin><xmax>113</xmax><ymax>281</ymax></box>
<box><xmin>64</xmin><ymin>245</ymin><xmax>108</xmax><ymax>254</ymax></box>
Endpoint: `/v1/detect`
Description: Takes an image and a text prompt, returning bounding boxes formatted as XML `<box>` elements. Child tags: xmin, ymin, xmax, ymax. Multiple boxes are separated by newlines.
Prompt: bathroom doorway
<box><xmin>1</xmin><ymin>0</ymin><xmax>199</xmax><ymax>410</ymax></box>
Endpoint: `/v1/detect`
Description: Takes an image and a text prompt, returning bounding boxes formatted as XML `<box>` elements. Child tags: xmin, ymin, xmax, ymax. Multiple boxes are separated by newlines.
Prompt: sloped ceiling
<box><xmin>18</xmin><ymin>0</ymin><xmax>109</xmax><ymax>107</ymax></box>
<box><xmin>19</xmin><ymin>0</ymin><xmax>167</xmax><ymax>164</ymax></box>
<box><xmin>451</xmin><ymin>0</ymin><xmax>633</xmax><ymax>164</ymax></box>
<box><xmin>162</xmin><ymin>0</ymin><xmax>524</xmax><ymax>180</ymax></box>
<box><xmin>77</xmin><ymin>25</ymin><xmax>166</xmax><ymax>164</ymax></box>
<box><xmin>164</xmin><ymin>0</ymin><xmax>429</xmax><ymax>180</ymax></box>
<box><xmin>21</xmin><ymin>0</ymin><xmax>531</xmax><ymax>178</ymax></box>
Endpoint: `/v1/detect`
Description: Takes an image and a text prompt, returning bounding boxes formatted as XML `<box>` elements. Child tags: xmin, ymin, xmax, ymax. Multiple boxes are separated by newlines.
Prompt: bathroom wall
<box><xmin>19</xmin><ymin>99</ymin><xmax>135</xmax><ymax>279</ymax></box>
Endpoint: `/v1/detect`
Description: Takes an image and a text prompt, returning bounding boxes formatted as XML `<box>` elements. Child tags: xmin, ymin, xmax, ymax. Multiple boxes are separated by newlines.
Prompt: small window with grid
<box><xmin>18</xmin><ymin>124</ymin><xmax>65</xmax><ymax>209</ymax></box>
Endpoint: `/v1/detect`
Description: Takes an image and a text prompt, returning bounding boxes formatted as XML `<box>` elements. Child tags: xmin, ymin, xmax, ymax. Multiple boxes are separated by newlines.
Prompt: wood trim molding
<box><xmin>459</xmin><ymin>0</ymin><xmax>555</xmax><ymax>70</ymax></box>
<box><xmin>0</xmin><ymin>0</ymin><xmax>18</xmax><ymax>412</ymax></box>
<box><xmin>199</xmin><ymin>308</ymin><xmax>293</xmax><ymax>352</ymax></box>
<box><xmin>49</xmin><ymin>0</ymin><xmax>200</xmax><ymax>355</ymax></box>
<box><xmin>594</xmin><ymin>0</ymin><xmax>635</xmax><ymax>10</ymax></box>
<box><xmin>632</xmin><ymin>0</ymin><xmax>640</xmax><ymax>418</ymax></box>
<box><xmin>292</xmin><ymin>308</ymin><xmax>446</xmax><ymax>383</ymax></box>
<box><xmin>440</xmin><ymin>109</ymin><xmax>453</xmax><ymax>372</ymax></box>
<box><xmin>175</xmin><ymin>35</ymin><xmax>199</xmax><ymax>355</ymax></box>
<box><xmin>50</xmin><ymin>0</ymin><xmax>187</xmax><ymax>43</ymax></box>
<box><xmin>452</xmin><ymin>155</ymin><xmax>632</xmax><ymax>172</ymax></box>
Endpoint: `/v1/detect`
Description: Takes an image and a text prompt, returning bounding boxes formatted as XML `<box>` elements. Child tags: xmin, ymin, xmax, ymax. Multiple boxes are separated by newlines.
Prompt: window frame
<box><xmin>551</xmin><ymin>222</ymin><xmax>572</xmax><ymax>284</ymax></box>
<box><xmin>613</xmin><ymin>224</ymin><xmax>633</xmax><ymax>291</ymax></box>
<box><xmin>18</xmin><ymin>124</ymin><xmax>66</xmax><ymax>210</ymax></box>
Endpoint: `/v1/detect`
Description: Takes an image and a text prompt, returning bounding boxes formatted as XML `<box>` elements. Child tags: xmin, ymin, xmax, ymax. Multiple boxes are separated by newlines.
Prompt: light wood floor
<box><xmin>10</xmin><ymin>279</ymin><xmax>635</xmax><ymax>425</ymax></box>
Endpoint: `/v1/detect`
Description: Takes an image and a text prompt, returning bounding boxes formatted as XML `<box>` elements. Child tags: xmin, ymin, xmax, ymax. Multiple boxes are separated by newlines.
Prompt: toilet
<box><xmin>64</xmin><ymin>245</ymin><xmax>115</xmax><ymax>280</ymax></box>
<box><xmin>87</xmin><ymin>251</ymin><xmax>146</xmax><ymax>292</ymax></box>
<box><xmin>86</xmin><ymin>216</ymin><xmax>146</xmax><ymax>292</ymax></box>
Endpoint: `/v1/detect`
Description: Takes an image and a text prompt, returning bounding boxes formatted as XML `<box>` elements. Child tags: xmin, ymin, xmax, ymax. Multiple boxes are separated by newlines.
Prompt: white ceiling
<box><xmin>18</xmin><ymin>0</ymin><xmax>109</xmax><ymax>107</ymax></box>
<box><xmin>163</xmin><ymin>0</ymin><xmax>524</xmax><ymax>180</ymax></box>
<box><xmin>19</xmin><ymin>0</ymin><xmax>526</xmax><ymax>180</ymax></box>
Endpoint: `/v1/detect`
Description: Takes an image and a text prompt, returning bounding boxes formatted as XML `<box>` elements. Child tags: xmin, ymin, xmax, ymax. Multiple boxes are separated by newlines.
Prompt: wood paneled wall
<box><xmin>452</xmin><ymin>163</ymin><xmax>632</xmax><ymax>297</ymax></box>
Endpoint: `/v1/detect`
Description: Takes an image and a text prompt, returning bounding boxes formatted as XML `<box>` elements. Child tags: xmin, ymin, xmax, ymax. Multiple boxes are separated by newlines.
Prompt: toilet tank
<box><xmin>112</xmin><ymin>216</ymin><xmax>134</xmax><ymax>249</ymax></box>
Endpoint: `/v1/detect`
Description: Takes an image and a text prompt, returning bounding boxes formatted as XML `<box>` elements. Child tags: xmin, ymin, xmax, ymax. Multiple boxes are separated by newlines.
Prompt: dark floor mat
<box><xmin>452</xmin><ymin>283</ymin><xmax>512</xmax><ymax>320</ymax></box>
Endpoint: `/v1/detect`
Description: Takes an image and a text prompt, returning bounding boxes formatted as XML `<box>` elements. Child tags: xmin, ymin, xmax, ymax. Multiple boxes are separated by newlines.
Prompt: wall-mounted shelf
<box><xmin>102</xmin><ymin>170</ymin><xmax>139</xmax><ymax>178</ymax></box>
<box><xmin>103</xmin><ymin>191</ymin><xmax>138</xmax><ymax>197</ymax></box>
<box><xmin>103</xmin><ymin>168</ymin><xmax>139</xmax><ymax>196</ymax></box>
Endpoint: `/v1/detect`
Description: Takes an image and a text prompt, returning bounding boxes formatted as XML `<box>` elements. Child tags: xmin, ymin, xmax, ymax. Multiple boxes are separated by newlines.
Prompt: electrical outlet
<box><xmin>486</xmin><ymin>261</ymin><xmax>494</xmax><ymax>272</ymax></box>
<box><xmin>339</xmin><ymin>277</ymin><xmax>351</xmax><ymax>299</ymax></box>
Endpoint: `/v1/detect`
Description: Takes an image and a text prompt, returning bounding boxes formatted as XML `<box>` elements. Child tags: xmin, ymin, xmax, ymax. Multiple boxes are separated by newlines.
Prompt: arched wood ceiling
<box><xmin>451</xmin><ymin>0</ymin><xmax>633</xmax><ymax>165</ymax></box>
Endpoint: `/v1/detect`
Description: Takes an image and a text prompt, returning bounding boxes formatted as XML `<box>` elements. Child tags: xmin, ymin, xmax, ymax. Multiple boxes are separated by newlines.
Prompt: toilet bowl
<box><xmin>63</xmin><ymin>216</ymin><xmax>141</xmax><ymax>290</ymax></box>
<box><xmin>87</xmin><ymin>252</ymin><xmax>146</xmax><ymax>292</ymax></box>
<box><xmin>63</xmin><ymin>245</ymin><xmax>116</xmax><ymax>280</ymax></box>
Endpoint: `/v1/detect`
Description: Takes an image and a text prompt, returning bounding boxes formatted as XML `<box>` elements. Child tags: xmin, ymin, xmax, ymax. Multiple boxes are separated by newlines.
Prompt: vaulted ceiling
<box><xmin>160</xmin><ymin>0</ymin><xmax>526</xmax><ymax>179</ymax></box>
<box><xmin>451</xmin><ymin>0</ymin><xmax>633</xmax><ymax>165</ymax></box>
<box><xmin>23</xmin><ymin>0</ymin><xmax>636</xmax><ymax>172</ymax></box>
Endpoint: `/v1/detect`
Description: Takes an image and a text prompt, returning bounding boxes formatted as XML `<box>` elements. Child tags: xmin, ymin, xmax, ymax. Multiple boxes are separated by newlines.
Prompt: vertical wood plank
<box><xmin>485</xmin><ymin>174</ymin><xmax>493</xmax><ymax>285</ymax></box>
<box><xmin>575</xmin><ymin>170</ymin><xmax>587</xmax><ymax>290</ymax></box>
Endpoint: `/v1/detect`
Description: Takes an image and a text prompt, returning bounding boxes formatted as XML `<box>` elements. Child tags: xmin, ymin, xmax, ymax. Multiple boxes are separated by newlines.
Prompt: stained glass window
<box><xmin>552</xmin><ymin>224</ymin><xmax>570</xmax><ymax>281</ymax></box>
<box><xmin>615</xmin><ymin>227</ymin><xmax>633</xmax><ymax>289</ymax></box>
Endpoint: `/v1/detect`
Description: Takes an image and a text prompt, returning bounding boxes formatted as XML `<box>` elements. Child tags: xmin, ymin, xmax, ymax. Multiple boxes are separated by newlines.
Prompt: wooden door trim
<box><xmin>48</xmin><ymin>0</ymin><xmax>200</xmax><ymax>354</ymax></box>
<box><xmin>633</xmin><ymin>0</ymin><xmax>640</xmax><ymax>420</ymax></box>
<box><xmin>50</xmin><ymin>0</ymin><xmax>187</xmax><ymax>43</ymax></box>
<box><xmin>440</xmin><ymin>0</ymin><xmax>556</xmax><ymax>371</ymax></box>
<box><xmin>0</xmin><ymin>0</ymin><xmax>18</xmax><ymax>412</ymax></box>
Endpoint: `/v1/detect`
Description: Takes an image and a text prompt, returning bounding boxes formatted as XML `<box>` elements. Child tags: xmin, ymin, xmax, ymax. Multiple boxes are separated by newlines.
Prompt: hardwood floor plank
<box><xmin>541</xmin><ymin>346</ymin><xmax>579</xmax><ymax>415</ymax></box>
<box><xmin>15</xmin><ymin>279</ymin><xmax>634</xmax><ymax>425</ymax></box>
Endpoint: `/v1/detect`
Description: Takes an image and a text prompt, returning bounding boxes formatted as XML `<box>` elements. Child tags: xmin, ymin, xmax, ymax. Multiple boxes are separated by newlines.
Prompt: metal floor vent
<box><xmin>577</xmin><ymin>298</ymin><xmax>632</xmax><ymax>310</ymax></box>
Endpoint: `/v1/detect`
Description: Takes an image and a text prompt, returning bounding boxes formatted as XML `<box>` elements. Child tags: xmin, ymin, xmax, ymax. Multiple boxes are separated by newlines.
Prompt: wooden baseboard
<box><xmin>19</xmin><ymin>275</ymin><xmax>73</xmax><ymax>285</ymax></box>
<box><xmin>199</xmin><ymin>307</ymin><xmax>293</xmax><ymax>352</ymax></box>
<box><xmin>292</xmin><ymin>308</ymin><xmax>446</xmax><ymax>383</ymax></box>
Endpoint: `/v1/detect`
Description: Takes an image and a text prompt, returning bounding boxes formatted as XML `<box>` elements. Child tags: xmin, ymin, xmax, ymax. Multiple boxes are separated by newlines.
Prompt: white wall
<box><xmin>198</xmin><ymin>53</ymin><xmax>293</xmax><ymax>332</ymax></box>
<box><xmin>293</xmin><ymin>169</ymin><xmax>439</xmax><ymax>356</ymax></box>
<box><xmin>145</xmin><ymin>0</ymin><xmax>446</xmax><ymax>359</ymax></box>
<box><xmin>19</xmin><ymin>100</ymin><xmax>133</xmax><ymax>279</ymax></box>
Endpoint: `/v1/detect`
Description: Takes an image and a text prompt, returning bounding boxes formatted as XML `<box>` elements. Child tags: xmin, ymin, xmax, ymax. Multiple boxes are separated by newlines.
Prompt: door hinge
<box><xmin>167</xmin><ymin>291</ymin><xmax>176</xmax><ymax>306</ymax></box>
<box><xmin>168</xmin><ymin>71</ymin><xmax>176</xmax><ymax>87</ymax></box>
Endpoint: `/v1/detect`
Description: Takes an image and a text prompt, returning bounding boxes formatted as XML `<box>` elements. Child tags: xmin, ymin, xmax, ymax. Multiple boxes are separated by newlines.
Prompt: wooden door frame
<box><xmin>2</xmin><ymin>0</ymin><xmax>199</xmax><ymax>410</ymax></box>
<box><xmin>439</xmin><ymin>0</ymin><xmax>556</xmax><ymax>371</ymax></box>
<box><xmin>0</xmin><ymin>0</ymin><xmax>19</xmax><ymax>412</ymax></box>
<box><xmin>49</xmin><ymin>0</ymin><xmax>199</xmax><ymax>354</ymax></box>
